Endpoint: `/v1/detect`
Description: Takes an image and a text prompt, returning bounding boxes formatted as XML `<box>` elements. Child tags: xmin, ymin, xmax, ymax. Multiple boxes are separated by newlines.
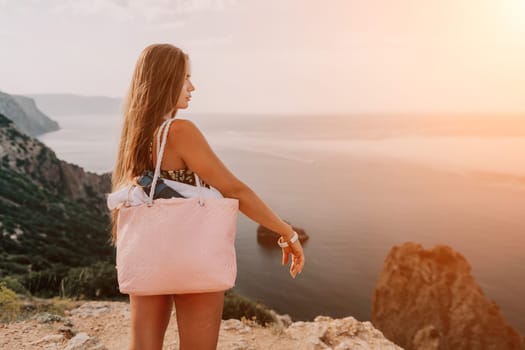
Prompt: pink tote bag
<box><xmin>115</xmin><ymin>117</ymin><xmax>239</xmax><ymax>295</ymax></box>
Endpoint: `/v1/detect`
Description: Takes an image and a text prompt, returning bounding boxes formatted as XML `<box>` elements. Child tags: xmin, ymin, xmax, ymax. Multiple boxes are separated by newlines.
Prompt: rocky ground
<box><xmin>0</xmin><ymin>300</ymin><xmax>402</xmax><ymax>350</ymax></box>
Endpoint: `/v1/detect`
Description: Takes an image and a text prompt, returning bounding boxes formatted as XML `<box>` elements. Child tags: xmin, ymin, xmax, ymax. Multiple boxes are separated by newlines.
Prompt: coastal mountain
<box><xmin>0</xmin><ymin>91</ymin><xmax>59</xmax><ymax>136</ymax></box>
<box><xmin>0</xmin><ymin>112</ymin><xmax>110</xmax><ymax>204</ymax></box>
<box><xmin>372</xmin><ymin>242</ymin><xmax>525</xmax><ymax>350</ymax></box>
<box><xmin>26</xmin><ymin>94</ymin><xmax>123</xmax><ymax>116</ymax></box>
<box><xmin>0</xmin><ymin>112</ymin><xmax>114</xmax><ymax>298</ymax></box>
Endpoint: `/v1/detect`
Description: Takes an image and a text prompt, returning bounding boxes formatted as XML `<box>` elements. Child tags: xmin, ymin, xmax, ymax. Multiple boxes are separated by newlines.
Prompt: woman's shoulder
<box><xmin>166</xmin><ymin>118</ymin><xmax>205</xmax><ymax>143</ymax></box>
<box><xmin>154</xmin><ymin>118</ymin><xmax>196</xmax><ymax>146</ymax></box>
<box><xmin>167</xmin><ymin>118</ymin><xmax>200</xmax><ymax>134</ymax></box>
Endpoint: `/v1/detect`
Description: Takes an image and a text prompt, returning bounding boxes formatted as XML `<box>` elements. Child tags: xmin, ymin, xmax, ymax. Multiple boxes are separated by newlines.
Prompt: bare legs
<box><xmin>173</xmin><ymin>291</ymin><xmax>225</xmax><ymax>350</ymax></box>
<box><xmin>128</xmin><ymin>290</ymin><xmax>225</xmax><ymax>350</ymax></box>
<box><xmin>129</xmin><ymin>294</ymin><xmax>173</xmax><ymax>350</ymax></box>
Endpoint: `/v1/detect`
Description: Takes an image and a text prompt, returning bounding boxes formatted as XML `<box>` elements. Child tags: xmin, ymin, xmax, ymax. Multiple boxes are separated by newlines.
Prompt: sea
<box><xmin>37</xmin><ymin>112</ymin><xmax>525</xmax><ymax>334</ymax></box>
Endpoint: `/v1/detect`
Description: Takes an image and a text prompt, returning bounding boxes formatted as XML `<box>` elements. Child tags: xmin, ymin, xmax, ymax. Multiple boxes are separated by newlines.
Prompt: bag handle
<box><xmin>147</xmin><ymin>118</ymin><xmax>204</xmax><ymax>206</ymax></box>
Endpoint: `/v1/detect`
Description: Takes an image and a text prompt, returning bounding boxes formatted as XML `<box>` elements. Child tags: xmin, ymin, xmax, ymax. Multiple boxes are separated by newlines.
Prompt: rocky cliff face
<box><xmin>0</xmin><ymin>112</ymin><xmax>110</xmax><ymax>208</ymax></box>
<box><xmin>0</xmin><ymin>91</ymin><xmax>59</xmax><ymax>136</ymax></box>
<box><xmin>371</xmin><ymin>242</ymin><xmax>525</xmax><ymax>350</ymax></box>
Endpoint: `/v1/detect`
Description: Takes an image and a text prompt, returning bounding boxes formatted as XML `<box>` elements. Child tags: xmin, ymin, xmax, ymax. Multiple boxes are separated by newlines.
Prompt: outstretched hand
<box><xmin>281</xmin><ymin>239</ymin><xmax>305</xmax><ymax>278</ymax></box>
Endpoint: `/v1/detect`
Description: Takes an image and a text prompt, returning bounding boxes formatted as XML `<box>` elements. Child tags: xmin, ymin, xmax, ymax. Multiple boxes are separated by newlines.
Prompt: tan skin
<box><xmin>129</xmin><ymin>68</ymin><xmax>305</xmax><ymax>350</ymax></box>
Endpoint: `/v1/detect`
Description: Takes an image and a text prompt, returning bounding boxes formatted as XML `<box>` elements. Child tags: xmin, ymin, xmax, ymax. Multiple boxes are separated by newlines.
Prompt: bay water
<box><xmin>37</xmin><ymin>113</ymin><xmax>525</xmax><ymax>334</ymax></box>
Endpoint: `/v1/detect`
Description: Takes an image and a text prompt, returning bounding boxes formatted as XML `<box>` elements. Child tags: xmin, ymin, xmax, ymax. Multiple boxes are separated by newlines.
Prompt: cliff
<box><xmin>0</xmin><ymin>299</ymin><xmax>403</xmax><ymax>350</ymax></box>
<box><xmin>0</xmin><ymin>112</ymin><xmax>115</xmax><ymax>298</ymax></box>
<box><xmin>372</xmin><ymin>242</ymin><xmax>525</xmax><ymax>350</ymax></box>
<box><xmin>0</xmin><ymin>113</ymin><xmax>110</xmax><ymax>207</ymax></box>
<box><xmin>0</xmin><ymin>91</ymin><xmax>59</xmax><ymax>136</ymax></box>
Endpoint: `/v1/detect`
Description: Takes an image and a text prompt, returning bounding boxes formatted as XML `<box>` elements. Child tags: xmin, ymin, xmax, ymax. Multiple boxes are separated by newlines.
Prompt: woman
<box><xmin>110</xmin><ymin>43</ymin><xmax>305</xmax><ymax>350</ymax></box>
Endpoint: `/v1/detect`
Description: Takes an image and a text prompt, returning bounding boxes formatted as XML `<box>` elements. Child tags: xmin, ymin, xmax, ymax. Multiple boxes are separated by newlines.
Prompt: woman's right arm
<box><xmin>168</xmin><ymin>119</ymin><xmax>304</xmax><ymax>277</ymax></box>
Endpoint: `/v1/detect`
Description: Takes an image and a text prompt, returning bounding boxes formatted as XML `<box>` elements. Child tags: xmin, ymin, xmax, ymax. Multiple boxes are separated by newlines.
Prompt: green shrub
<box><xmin>0</xmin><ymin>260</ymin><xmax>28</xmax><ymax>275</ymax></box>
<box><xmin>60</xmin><ymin>261</ymin><xmax>119</xmax><ymax>299</ymax></box>
<box><xmin>23</xmin><ymin>266</ymin><xmax>69</xmax><ymax>297</ymax></box>
<box><xmin>0</xmin><ymin>275</ymin><xmax>29</xmax><ymax>295</ymax></box>
<box><xmin>223</xmin><ymin>289</ymin><xmax>277</xmax><ymax>326</ymax></box>
<box><xmin>0</xmin><ymin>282</ymin><xmax>21</xmax><ymax>323</ymax></box>
<box><xmin>0</xmin><ymin>114</ymin><xmax>13</xmax><ymax>127</ymax></box>
<box><xmin>32</xmin><ymin>296</ymin><xmax>82</xmax><ymax>317</ymax></box>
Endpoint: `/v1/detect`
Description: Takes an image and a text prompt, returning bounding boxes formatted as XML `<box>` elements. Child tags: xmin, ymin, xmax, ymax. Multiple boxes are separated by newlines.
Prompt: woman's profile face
<box><xmin>175</xmin><ymin>66</ymin><xmax>195</xmax><ymax>109</ymax></box>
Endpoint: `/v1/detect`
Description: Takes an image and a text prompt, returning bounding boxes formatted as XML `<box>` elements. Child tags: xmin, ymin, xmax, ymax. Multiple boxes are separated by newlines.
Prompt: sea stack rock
<box><xmin>371</xmin><ymin>242</ymin><xmax>525</xmax><ymax>350</ymax></box>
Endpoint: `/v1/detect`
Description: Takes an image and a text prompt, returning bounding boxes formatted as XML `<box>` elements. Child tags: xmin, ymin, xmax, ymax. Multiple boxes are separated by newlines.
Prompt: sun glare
<box><xmin>499</xmin><ymin>0</ymin><xmax>525</xmax><ymax>33</ymax></box>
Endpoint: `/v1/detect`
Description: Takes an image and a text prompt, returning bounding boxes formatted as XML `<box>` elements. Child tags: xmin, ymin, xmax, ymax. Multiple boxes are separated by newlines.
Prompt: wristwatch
<box><xmin>277</xmin><ymin>231</ymin><xmax>299</xmax><ymax>248</ymax></box>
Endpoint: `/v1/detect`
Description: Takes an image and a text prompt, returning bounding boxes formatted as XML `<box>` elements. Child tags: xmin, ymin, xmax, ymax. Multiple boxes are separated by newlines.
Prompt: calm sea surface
<box><xmin>37</xmin><ymin>113</ymin><xmax>525</xmax><ymax>334</ymax></box>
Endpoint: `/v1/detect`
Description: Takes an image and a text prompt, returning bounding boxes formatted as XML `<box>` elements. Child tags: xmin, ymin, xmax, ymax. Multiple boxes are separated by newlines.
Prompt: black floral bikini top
<box><xmin>148</xmin><ymin>141</ymin><xmax>211</xmax><ymax>189</ymax></box>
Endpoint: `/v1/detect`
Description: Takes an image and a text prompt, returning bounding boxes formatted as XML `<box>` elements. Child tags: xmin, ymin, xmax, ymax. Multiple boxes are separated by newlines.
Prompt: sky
<box><xmin>0</xmin><ymin>0</ymin><xmax>524</xmax><ymax>115</ymax></box>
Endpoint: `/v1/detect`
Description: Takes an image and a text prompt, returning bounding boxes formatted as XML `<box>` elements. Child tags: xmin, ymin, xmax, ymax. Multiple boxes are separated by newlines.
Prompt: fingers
<box><xmin>282</xmin><ymin>249</ymin><xmax>289</xmax><ymax>265</ymax></box>
<box><xmin>289</xmin><ymin>253</ymin><xmax>305</xmax><ymax>279</ymax></box>
<box><xmin>281</xmin><ymin>242</ymin><xmax>305</xmax><ymax>279</ymax></box>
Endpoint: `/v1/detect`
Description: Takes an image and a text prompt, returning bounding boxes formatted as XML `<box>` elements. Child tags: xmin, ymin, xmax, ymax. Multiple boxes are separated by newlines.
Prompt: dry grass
<box><xmin>0</xmin><ymin>283</ymin><xmax>83</xmax><ymax>324</ymax></box>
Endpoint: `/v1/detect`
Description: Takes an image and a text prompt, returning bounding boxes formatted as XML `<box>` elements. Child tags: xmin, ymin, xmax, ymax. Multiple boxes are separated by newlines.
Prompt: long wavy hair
<box><xmin>109</xmin><ymin>43</ymin><xmax>188</xmax><ymax>246</ymax></box>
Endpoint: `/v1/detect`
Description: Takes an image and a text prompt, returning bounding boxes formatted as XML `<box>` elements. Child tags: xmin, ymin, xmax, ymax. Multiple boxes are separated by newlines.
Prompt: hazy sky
<box><xmin>1</xmin><ymin>0</ymin><xmax>524</xmax><ymax>114</ymax></box>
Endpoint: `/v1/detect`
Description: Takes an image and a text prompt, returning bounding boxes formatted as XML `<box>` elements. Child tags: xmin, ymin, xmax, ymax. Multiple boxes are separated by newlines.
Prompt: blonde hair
<box><xmin>109</xmin><ymin>43</ymin><xmax>188</xmax><ymax>246</ymax></box>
